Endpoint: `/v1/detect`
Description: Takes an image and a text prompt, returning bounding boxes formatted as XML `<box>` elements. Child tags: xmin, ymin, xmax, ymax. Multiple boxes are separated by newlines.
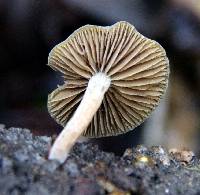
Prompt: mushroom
<box><xmin>47</xmin><ymin>21</ymin><xmax>169</xmax><ymax>163</ymax></box>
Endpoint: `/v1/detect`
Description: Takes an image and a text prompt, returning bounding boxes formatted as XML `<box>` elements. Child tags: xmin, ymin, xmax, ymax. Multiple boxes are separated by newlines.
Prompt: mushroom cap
<box><xmin>47</xmin><ymin>21</ymin><xmax>169</xmax><ymax>138</ymax></box>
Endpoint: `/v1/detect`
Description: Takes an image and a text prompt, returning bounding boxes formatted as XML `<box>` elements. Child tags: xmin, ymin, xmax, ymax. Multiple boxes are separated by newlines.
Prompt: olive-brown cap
<box><xmin>47</xmin><ymin>21</ymin><xmax>169</xmax><ymax>138</ymax></box>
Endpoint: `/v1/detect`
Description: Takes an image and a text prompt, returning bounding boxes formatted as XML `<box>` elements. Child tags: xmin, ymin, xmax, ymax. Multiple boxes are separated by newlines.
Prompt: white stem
<box><xmin>48</xmin><ymin>72</ymin><xmax>111</xmax><ymax>163</ymax></box>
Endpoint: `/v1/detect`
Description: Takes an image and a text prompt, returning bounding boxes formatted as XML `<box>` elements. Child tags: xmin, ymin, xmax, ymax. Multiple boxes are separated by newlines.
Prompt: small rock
<box><xmin>134</xmin><ymin>154</ymin><xmax>156</xmax><ymax>168</ymax></box>
<box><xmin>135</xmin><ymin>145</ymin><xmax>148</xmax><ymax>154</ymax></box>
<box><xmin>169</xmin><ymin>148</ymin><xmax>195</xmax><ymax>164</ymax></box>
<box><xmin>160</xmin><ymin>155</ymin><xmax>171</xmax><ymax>167</ymax></box>
<box><xmin>150</xmin><ymin>146</ymin><xmax>170</xmax><ymax>167</ymax></box>
<box><xmin>151</xmin><ymin>146</ymin><xmax>166</xmax><ymax>155</ymax></box>
<box><xmin>123</xmin><ymin>148</ymin><xmax>133</xmax><ymax>157</ymax></box>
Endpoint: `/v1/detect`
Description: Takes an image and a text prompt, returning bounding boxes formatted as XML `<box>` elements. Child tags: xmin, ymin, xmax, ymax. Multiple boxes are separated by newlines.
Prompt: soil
<box><xmin>0</xmin><ymin>125</ymin><xmax>200</xmax><ymax>195</ymax></box>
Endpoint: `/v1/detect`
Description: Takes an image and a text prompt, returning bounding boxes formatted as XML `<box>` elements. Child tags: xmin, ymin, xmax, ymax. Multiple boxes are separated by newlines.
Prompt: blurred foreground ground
<box><xmin>1</xmin><ymin>126</ymin><xmax>200</xmax><ymax>195</ymax></box>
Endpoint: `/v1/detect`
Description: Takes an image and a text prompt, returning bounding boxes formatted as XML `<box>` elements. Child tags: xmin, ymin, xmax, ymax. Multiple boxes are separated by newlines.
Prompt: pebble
<box><xmin>134</xmin><ymin>154</ymin><xmax>156</xmax><ymax>168</ymax></box>
<box><xmin>135</xmin><ymin>145</ymin><xmax>148</xmax><ymax>154</ymax></box>
<box><xmin>150</xmin><ymin>146</ymin><xmax>171</xmax><ymax>167</ymax></box>
<box><xmin>169</xmin><ymin>148</ymin><xmax>194</xmax><ymax>164</ymax></box>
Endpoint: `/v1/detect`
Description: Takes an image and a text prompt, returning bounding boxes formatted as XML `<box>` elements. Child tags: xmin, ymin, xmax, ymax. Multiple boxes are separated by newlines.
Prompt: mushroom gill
<box><xmin>48</xmin><ymin>21</ymin><xmax>169</xmax><ymax>138</ymax></box>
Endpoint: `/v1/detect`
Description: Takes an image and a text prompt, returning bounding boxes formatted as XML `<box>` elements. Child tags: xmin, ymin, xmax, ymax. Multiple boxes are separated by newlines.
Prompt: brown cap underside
<box><xmin>47</xmin><ymin>21</ymin><xmax>169</xmax><ymax>138</ymax></box>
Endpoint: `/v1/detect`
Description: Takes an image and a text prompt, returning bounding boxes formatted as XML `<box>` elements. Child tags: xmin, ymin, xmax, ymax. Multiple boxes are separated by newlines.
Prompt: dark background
<box><xmin>0</xmin><ymin>0</ymin><xmax>200</xmax><ymax>154</ymax></box>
